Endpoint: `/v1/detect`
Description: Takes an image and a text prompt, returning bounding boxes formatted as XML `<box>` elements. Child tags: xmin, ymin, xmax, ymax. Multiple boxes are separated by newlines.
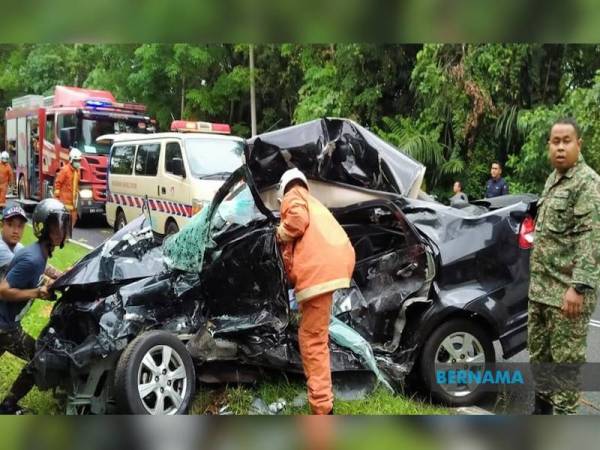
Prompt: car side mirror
<box><xmin>59</xmin><ymin>127</ymin><xmax>76</xmax><ymax>149</ymax></box>
<box><xmin>171</xmin><ymin>157</ymin><xmax>186</xmax><ymax>178</ymax></box>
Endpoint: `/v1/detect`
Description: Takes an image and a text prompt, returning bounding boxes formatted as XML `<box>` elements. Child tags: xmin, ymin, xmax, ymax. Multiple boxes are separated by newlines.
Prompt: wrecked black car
<box><xmin>32</xmin><ymin>118</ymin><xmax>536</xmax><ymax>414</ymax></box>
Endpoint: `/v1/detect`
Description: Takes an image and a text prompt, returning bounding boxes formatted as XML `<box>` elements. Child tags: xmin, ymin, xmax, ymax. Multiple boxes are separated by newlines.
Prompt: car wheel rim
<box><xmin>137</xmin><ymin>344</ymin><xmax>188</xmax><ymax>415</ymax></box>
<box><xmin>434</xmin><ymin>331</ymin><xmax>486</xmax><ymax>398</ymax></box>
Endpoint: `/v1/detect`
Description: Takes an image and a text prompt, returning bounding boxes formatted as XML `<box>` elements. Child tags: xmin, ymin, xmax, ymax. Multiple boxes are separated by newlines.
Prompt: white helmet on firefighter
<box><xmin>0</xmin><ymin>151</ymin><xmax>9</xmax><ymax>162</ymax></box>
<box><xmin>277</xmin><ymin>168</ymin><xmax>309</xmax><ymax>201</ymax></box>
<box><xmin>69</xmin><ymin>148</ymin><xmax>82</xmax><ymax>163</ymax></box>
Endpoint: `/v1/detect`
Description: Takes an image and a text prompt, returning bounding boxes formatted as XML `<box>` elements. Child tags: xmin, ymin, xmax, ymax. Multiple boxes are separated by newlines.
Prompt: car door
<box><xmin>159</xmin><ymin>140</ymin><xmax>191</xmax><ymax>231</ymax></box>
<box><xmin>133</xmin><ymin>141</ymin><xmax>162</xmax><ymax>231</ymax></box>
<box><xmin>107</xmin><ymin>143</ymin><xmax>138</xmax><ymax>228</ymax></box>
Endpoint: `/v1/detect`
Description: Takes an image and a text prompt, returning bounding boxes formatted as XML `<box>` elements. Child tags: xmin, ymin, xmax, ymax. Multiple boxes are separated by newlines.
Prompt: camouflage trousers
<box><xmin>528</xmin><ymin>299</ymin><xmax>593</xmax><ymax>414</ymax></box>
<box><xmin>0</xmin><ymin>326</ymin><xmax>36</xmax><ymax>406</ymax></box>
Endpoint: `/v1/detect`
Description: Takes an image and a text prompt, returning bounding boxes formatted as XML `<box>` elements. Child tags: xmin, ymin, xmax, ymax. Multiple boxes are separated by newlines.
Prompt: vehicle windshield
<box><xmin>79</xmin><ymin>118</ymin><xmax>152</xmax><ymax>155</ymax></box>
<box><xmin>184</xmin><ymin>138</ymin><xmax>244</xmax><ymax>179</ymax></box>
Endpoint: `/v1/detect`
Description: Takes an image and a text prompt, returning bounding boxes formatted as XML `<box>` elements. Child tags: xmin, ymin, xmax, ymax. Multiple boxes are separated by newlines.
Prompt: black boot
<box><xmin>533</xmin><ymin>394</ymin><xmax>554</xmax><ymax>415</ymax></box>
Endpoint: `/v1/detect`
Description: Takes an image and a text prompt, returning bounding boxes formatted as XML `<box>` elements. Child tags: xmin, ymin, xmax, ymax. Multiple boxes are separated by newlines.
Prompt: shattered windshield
<box><xmin>163</xmin><ymin>168</ymin><xmax>267</xmax><ymax>274</ymax></box>
<box><xmin>184</xmin><ymin>138</ymin><xmax>244</xmax><ymax>179</ymax></box>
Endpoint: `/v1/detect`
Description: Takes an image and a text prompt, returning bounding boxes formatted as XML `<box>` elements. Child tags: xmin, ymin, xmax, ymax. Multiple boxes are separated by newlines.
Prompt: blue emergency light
<box><xmin>85</xmin><ymin>99</ymin><xmax>113</xmax><ymax>108</ymax></box>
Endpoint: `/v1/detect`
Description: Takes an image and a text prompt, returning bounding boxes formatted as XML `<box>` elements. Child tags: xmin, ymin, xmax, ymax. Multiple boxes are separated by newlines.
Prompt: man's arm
<box><xmin>277</xmin><ymin>188</ymin><xmax>309</xmax><ymax>242</ymax></box>
<box><xmin>502</xmin><ymin>180</ymin><xmax>509</xmax><ymax>195</ymax></box>
<box><xmin>0</xmin><ymin>278</ymin><xmax>47</xmax><ymax>302</ymax></box>
<box><xmin>53</xmin><ymin>168</ymin><xmax>65</xmax><ymax>198</ymax></box>
<box><xmin>564</xmin><ymin>180</ymin><xmax>600</xmax><ymax>318</ymax></box>
<box><xmin>0</xmin><ymin>256</ymin><xmax>50</xmax><ymax>302</ymax></box>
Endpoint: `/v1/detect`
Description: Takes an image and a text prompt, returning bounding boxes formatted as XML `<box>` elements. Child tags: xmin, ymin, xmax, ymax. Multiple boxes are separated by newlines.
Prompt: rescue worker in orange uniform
<box><xmin>276</xmin><ymin>168</ymin><xmax>356</xmax><ymax>415</ymax></box>
<box><xmin>0</xmin><ymin>152</ymin><xmax>14</xmax><ymax>210</ymax></box>
<box><xmin>53</xmin><ymin>148</ymin><xmax>81</xmax><ymax>234</ymax></box>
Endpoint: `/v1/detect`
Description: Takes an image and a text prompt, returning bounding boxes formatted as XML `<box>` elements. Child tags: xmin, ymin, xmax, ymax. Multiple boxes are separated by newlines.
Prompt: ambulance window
<box><xmin>135</xmin><ymin>143</ymin><xmax>160</xmax><ymax>176</ymax></box>
<box><xmin>110</xmin><ymin>145</ymin><xmax>135</xmax><ymax>175</ymax></box>
<box><xmin>45</xmin><ymin>114</ymin><xmax>55</xmax><ymax>142</ymax></box>
<box><xmin>165</xmin><ymin>142</ymin><xmax>183</xmax><ymax>174</ymax></box>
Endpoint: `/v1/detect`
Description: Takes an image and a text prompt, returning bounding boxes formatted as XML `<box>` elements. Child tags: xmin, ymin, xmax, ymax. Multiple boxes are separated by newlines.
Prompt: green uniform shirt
<box><xmin>529</xmin><ymin>156</ymin><xmax>600</xmax><ymax>307</ymax></box>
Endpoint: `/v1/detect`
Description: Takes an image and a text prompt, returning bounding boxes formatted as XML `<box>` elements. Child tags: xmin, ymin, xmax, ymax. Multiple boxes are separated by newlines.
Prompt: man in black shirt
<box><xmin>485</xmin><ymin>161</ymin><xmax>509</xmax><ymax>198</ymax></box>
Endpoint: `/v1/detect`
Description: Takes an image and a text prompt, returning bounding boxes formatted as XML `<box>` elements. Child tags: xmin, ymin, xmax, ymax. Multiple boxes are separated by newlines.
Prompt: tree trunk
<box><xmin>180</xmin><ymin>73</ymin><xmax>185</xmax><ymax>119</ymax></box>
<box><xmin>249</xmin><ymin>44</ymin><xmax>257</xmax><ymax>136</ymax></box>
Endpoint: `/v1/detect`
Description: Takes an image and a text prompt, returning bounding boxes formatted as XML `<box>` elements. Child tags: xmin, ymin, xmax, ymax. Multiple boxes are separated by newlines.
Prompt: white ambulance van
<box><xmin>104</xmin><ymin>121</ymin><xmax>244</xmax><ymax>235</ymax></box>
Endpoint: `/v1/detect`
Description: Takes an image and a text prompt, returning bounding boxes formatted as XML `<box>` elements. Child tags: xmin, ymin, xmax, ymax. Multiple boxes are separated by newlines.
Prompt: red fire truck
<box><xmin>4</xmin><ymin>86</ymin><xmax>154</xmax><ymax>217</ymax></box>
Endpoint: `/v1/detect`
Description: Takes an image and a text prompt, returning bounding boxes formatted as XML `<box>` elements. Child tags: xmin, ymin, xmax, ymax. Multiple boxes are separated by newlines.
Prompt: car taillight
<box><xmin>518</xmin><ymin>215</ymin><xmax>535</xmax><ymax>249</ymax></box>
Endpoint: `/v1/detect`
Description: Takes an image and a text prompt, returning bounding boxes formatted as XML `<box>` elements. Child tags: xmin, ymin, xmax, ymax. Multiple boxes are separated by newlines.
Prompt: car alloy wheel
<box><xmin>419</xmin><ymin>318</ymin><xmax>495</xmax><ymax>406</ymax></box>
<box><xmin>136</xmin><ymin>344</ymin><xmax>188</xmax><ymax>415</ymax></box>
<box><xmin>115</xmin><ymin>330</ymin><xmax>195</xmax><ymax>414</ymax></box>
<box><xmin>434</xmin><ymin>331</ymin><xmax>486</xmax><ymax>398</ymax></box>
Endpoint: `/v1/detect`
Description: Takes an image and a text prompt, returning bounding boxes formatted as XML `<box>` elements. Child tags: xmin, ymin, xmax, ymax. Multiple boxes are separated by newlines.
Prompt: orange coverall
<box><xmin>54</xmin><ymin>163</ymin><xmax>80</xmax><ymax>229</ymax></box>
<box><xmin>278</xmin><ymin>185</ymin><xmax>356</xmax><ymax>414</ymax></box>
<box><xmin>0</xmin><ymin>162</ymin><xmax>13</xmax><ymax>208</ymax></box>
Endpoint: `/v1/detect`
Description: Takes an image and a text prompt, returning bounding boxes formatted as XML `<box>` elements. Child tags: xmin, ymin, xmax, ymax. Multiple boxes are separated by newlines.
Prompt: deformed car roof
<box><xmin>246</xmin><ymin>118</ymin><xmax>426</xmax><ymax>198</ymax></box>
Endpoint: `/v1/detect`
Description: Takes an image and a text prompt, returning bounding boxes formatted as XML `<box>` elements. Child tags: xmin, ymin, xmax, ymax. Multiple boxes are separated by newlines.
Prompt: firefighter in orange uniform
<box><xmin>53</xmin><ymin>148</ymin><xmax>81</xmax><ymax>233</ymax></box>
<box><xmin>276</xmin><ymin>168</ymin><xmax>356</xmax><ymax>415</ymax></box>
<box><xmin>0</xmin><ymin>152</ymin><xmax>14</xmax><ymax>209</ymax></box>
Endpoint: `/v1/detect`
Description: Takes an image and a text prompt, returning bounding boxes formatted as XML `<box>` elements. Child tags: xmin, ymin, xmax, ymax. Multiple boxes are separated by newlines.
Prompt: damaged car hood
<box><xmin>246</xmin><ymin>118</ymin><xmax>425</xmax><ymax>198</ymax></box>
<box><xmin>53</xmin><ymin>217</ymin><xmax>166</xmax><ymax>290</ymax></box>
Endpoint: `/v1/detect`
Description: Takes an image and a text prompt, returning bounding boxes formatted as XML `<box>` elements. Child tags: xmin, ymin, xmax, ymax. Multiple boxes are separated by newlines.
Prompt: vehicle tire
<box><xmin>420</xmin><ymin>318</ymin><xmax>496</xmax><ymax>406</ymax></box>
<box><xmin>165</xmin><ymin>219</ymin><xmax>179</xmax><ymax>236</ymax></box>
<box><xmin>114</xmin><ymin>209</ymin><xmax>127</xmax><ymax>232</ymax></box>
<box><xmin>18</xmin><ymin>176</ymin><xmax>25</xmax><ymax>201</ymax></box>
<box><xmin>114</xmin><ymin>330</ymin><xmax>196</xmax><ymax>415</ymax></box>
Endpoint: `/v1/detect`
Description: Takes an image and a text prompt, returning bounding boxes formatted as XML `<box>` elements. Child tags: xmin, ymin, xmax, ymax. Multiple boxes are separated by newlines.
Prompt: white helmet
<box><xmin>69</xmin><ymin>148</ymin><xmax>82</xmax><ymax>162</ymax></box>
<box><xmin>0</xmin><ymin>151</ymin><xmax>9</xmax><ymax>162</ymax></box>
<box><xmin>277</xmin><ymin>168</ymin><xmax>309</xmax><ymax>200</ymax></box>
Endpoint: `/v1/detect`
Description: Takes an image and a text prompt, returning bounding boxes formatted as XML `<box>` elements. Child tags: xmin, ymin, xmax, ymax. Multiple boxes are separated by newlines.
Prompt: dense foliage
<box><xmin>2</xmin><ymin>44</ymin><xmax>600</xmax><ymax>199</ymax></box>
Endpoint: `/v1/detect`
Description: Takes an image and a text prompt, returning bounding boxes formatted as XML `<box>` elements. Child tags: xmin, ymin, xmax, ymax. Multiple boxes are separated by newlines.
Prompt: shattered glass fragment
<box><xmin>249</xmin><ymin>397</ymin><xmax>271</xmax><ymax>415</ymax></box>
<box><xmin>162</xmin><ymin>204</ymin><xmax>215</xmax><ymax>273</ymax></box>
<box><xmin>329</xmin><ymin>317</ymin><xmax>394</xmax><ymax>392</ymax></box>
<box><xmin>214</xmin><ymin>185</ymin><xmax>264</xmax><ymax>229</ymax></box>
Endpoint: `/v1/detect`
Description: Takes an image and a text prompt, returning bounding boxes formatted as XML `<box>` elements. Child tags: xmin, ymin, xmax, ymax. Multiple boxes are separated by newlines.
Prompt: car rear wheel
<box><xmin>420</xmin><ymin>318</ymin><xmax>495</xmax><ymax>406</ymax></box>
<box><xmin>165</xmin><ymin>219</ymin><xmax>179</xmax><ymax>236</ymax></box>
<box><xmin>114</xmin><ymin>210</ymin><xmax>127</xmax><ymax>232</ymax></box>
<box><xmin>114</xmin><ymin>331</ymin><xmax>196</xmax><ymax>415</ymax></box>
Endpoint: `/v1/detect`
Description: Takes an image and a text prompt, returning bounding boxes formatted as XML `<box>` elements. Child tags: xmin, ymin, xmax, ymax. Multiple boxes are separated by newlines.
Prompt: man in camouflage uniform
<box><xmin>528</xmin><ymin>117</ymin><xmax>600</xmax><ymax>415</ymax></box>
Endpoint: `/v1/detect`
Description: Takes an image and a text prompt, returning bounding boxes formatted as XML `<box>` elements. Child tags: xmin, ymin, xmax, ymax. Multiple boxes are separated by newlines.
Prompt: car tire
<box><xmin>114</xmin><ymin>210</ymin><xmax>127</xmax><ymax>232</ymax></box>
<box><xmin>114</xmin><ymin>330</ymin><xmax>196</xmax><ymax>415</ymax></box>
<box><xmin>165</xmin><ymin>219</ymin><xmax>179</xmax><ymax>236</ymax></box>
<box><xmin>420</xmin><ymin>318</ymin><xmax>495</xmax><ymax>406</ymax></box>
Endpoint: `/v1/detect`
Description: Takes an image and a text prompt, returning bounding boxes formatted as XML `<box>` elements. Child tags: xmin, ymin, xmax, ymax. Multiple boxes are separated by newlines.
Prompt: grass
<box><xmin>189</xmin><ymin>380</ymin><xmax>451</xmax><ymax>415</ymax></box>
<box><xmin>0</xmin><ymin>227</ymin><xmax>451</xmax><ymax>415</ymax></box>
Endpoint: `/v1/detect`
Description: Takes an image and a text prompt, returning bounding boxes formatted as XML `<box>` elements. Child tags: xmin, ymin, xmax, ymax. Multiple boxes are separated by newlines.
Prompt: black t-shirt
<box><xmin>485</xmin><ymin>177</ymin><xmax>509</xmax><ymax>198</ymax></box>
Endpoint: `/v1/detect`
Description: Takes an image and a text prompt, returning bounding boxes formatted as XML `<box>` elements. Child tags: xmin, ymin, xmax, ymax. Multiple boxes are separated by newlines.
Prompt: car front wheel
<box><xmin>114</xmin><ymin>210</ymin><xmax>127</xmax><ymax>232</ymax></box>
<box><xmin>420</xmin><ymin>318</ymin><xmax>495</xmax><ymax>406</ymax></box>
<box><xmin>114</xmin><ymin>331</ymin><xmax>196</xmax><ymax>415</ymax></box>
